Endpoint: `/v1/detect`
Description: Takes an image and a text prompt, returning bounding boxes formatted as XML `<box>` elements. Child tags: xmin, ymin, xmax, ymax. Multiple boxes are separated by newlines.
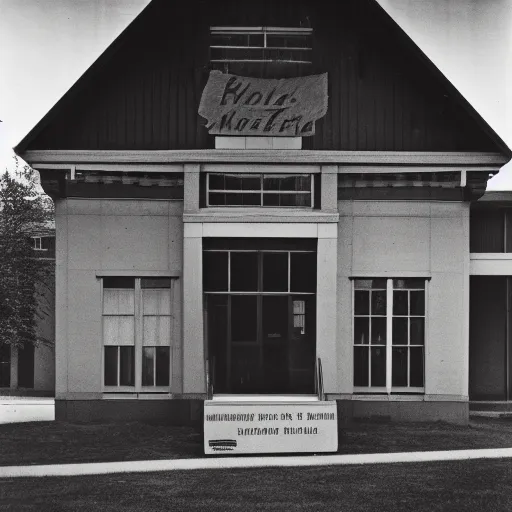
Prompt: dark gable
<box><xmin>16</xmin><ymin>0</ymin><xmax>507</xmax><ymax>154</ymax></box>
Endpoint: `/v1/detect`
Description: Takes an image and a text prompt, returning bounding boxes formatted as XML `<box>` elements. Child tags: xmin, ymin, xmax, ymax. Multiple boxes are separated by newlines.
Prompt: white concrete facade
<box><xmin>51</xmin><ymin>163</ymin><xmax>471</xmax><ymax>422</ymax></box>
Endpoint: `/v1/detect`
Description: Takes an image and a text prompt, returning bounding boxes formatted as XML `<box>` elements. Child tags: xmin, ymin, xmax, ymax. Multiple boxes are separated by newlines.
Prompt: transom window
<box><xmin>353</xmin><ymin>278</ymin><xmax>426</xmax><ymax>393</ymax></box>
<box><xmin>204</xmin><ymin>249</ymin><xmax>316</xmax><ymax>294</ymax></box>
<box><xmin>210</xmin><ymin>26</ymin><xmax>312</xmax><ymax>74</ymax></box>
<box><xmin>207</xmin><ymin>173</ymin><xmax>313</xmax><ymax>207</ymax></box>
<box><xmin>102</xmin><ymin>277</ymin><xmax>175</xmax><ymax>391</ymax></box>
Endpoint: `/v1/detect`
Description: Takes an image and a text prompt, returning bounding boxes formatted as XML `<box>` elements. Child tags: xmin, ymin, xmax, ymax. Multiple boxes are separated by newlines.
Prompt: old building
<box><xmin>14</xmin><ymin>0</ymin><xmax>511</xmax><ymax>427</ymax></box>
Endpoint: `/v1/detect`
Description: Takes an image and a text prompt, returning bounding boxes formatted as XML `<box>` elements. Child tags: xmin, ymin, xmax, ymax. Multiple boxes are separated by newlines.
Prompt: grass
<box><xmin>1</xmin><ymin>417</ymin><xmax>512</xmax><ymax>467</ymax></box>
<box><xmin>2</xmin><ymin>459</ymin><xmax>512</xmax><ymax>511</ymax></box>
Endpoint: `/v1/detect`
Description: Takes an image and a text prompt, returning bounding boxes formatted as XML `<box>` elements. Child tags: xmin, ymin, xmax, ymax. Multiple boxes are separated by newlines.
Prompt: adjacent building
<box><xmin>14</xmin><ymin>0</ymin><xmax>511</xmax><ymax>424</ymax></box>
<box><xmin>0</xmin><ymin>224</ymin><xmax>55</xmax><ymax>396</ymax></box>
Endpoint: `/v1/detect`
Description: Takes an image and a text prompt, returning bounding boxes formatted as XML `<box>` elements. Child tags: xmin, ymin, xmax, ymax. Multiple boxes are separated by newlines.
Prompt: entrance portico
<box><xmin>182</xmin><ymin>218</ymin><xmax>339</xmax><ymax>398</ymax></box>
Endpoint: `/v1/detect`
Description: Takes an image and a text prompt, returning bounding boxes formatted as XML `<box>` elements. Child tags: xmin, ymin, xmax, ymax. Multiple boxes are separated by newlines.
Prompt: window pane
<box><xmin>392</xmin><ymin>317</ymin><xmax>408</xmax><ymax>345</ymax></box>
<box><xmin>354</xmin><ymin>346</ymin><xmax>369</xmax><ymax>386</ymax></box>
<box><xmin>209</xmin><ymin>192</ymin><xmax>226</xmax><ymax>206</ymax></box>
<box><xmin>393</xmin><ymin>279</ymin><xmax>425</xmax><ymax>289</ymax></box>
<box><xmin>231</xmin><ymin>252</ymin><xmax>259</xmax><ymax>291</ymax></box>
<box><xmin>371</xmin><ymin>318</ymin><xmax>386</xmax><ymax>344</ymax></box>
<box><xmin>371</xmin><ymin>290</ymin><xmax>386</xmax><ymax>315</ymax></box>
<box><xmin>156</xmin><ymin>347</ymin><xmax>170</xmax><ymax>386</ymax></box>
<box><xmin>263</xmin><ymin>252</ymin><xmax>288</xmax><ymax>292</ymax></box>
<box><xmin>208</xmin><ymin>174</ymin><xmax>225</xmax><ymax>190</ymax></box>
<box><xmin>143</xmin><ymin>316</ymin><xmax>171</xmax><ymax>346</ymax></box>
<box><xmin>240</xmin><ymin>175</ymin><xmax>260</xmax><ymax>191</ymax></box>
<box><xmin>103</xmin><ymin>289</ymin><xmax>134</xmax><ymax>315</ymax></box>
<box><xmin>142</xmin><ymin>347</ymin><xmax>155</xmax><ymax>386</ymax></box>
<box><xmin>203</xmin><ymin>251</ymin><xmax>228</xmax><ymax>292</ymax></box>
<box><xmin>143</xmin><ymin>289</ymin><xmax>171</xmax><ymax>315</ymax></box>
<box><xmin>354</xmin><ymin>290</ymin><xmax>369</xmax><ymax>315</ymax></box>
<box><xmin>141</xmin><ymin>278</ymin><xmax>171</xmax><ymax>289</ymax></box>
<box><xmin>279</xmin><ymin>193</ymin><xmax>311</xmax><ymax>207</ymax></box>
<box><xmin>263</xmin><ymin>175</ymin><xmax>311</xmax><ymax>191</ymax></box>
<box><xmin>354</xmin><ymin>279</ymin><xmax>386</xmax><ymax>290</ymax></box>
<box><xmin>354</xmin><ymin>317</ymin><xmax>369</xmax><ymax>344</ymax></box>
<box><xmin>231</xmin><ymin>296</ymin><xmax>257</xmax><ymax>342</ymax></box>
<box><xmin>225</xmin><ymin>193</ymin><xmax>243</xmax><ymax>205</ymax></box>
<box><xmin>370</xmin><ymin>347</ymin><xmax>386</xmax><ymax>386</ymax></box>
<box><xmin>104</xmin><ymin>346</ymin><xmax>118</xmax><ymax>386</ymax></box>
<box><xmin>263</xmin><ymin>296</ymin><xmax>288</xmax><ymax>341</ymax></box>
<box><xmin>410</xmin><ymin>318</ymin><xmax>425</xmax><ymax>345</ymax></box>
<box><xmin>103</xmin><ymin>316</ymin><xmax>134</xmax><ymax>346</ymax></box>
<box><xmin>119</xmin><ymin>346</ymin><xmax>134</xmax><ymax>386</ymax></box>
<box><xmin>241</xmin><ymin>193</ymin><xmax>261</xmax><ymax>206</ymax></box>
<box><xmin>225</xmin><ymin>174</ymin><xmax>243</xmax><ymax>190</ymax></box>
<box><xmin>410</xmin><ymin>291</ymin><xmax>425</xmax><ymax>316</ymax></box>
<box><xmin>393</xmin><ymin>291</ymin><xmax>408</xmax><ymax>316</ymax></box>
<box><xmin>410</xmin><ymin>347</ymin><xmax>424</xmax><ymax>387</ymax></box>
<box><xmin>290</xmin><ymin>252</ymin><xmax>316</xmax><ymax>293</ymax></box>
<box><xmin>103</xmin><ymin>277</ymin><xmax>134</xmax><ymax>289</ymax></box>
<box><xmin>392</xmin><ymin>347</ymin><xmax>408</xmax><ymax>387</ymax></box>
<box><xmin>262</xmin><ymin>193</ymin><xmax>279</xmax><ymax>207</ymax></box>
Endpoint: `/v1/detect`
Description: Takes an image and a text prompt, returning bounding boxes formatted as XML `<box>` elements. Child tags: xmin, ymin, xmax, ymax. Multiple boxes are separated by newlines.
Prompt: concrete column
<box><xmin>316</xmin><ymin>223</ymin><xmax>339</xmax><ymax>394</ymax></box>
<box><xmin>184</xmin><ymin>164</ymin><xmax>200</xmax><ymax>213</ymax></box>
<box><xmin>10</xmin><ymin>346</ymin><xmax>18</xmax><ymax>389</ymax></box>
<box><xmin>54</xmin><ymin>200</ymin><xmax>68</xmax><ymax>397</ymax></box>
<box><xmin>462</xmin><ymin>204</ymin><xmax>470</xmax><ymax>399</ymax></box>
<box><xmin>182</xmin><ymin>223</ymin><xmax>205</xmax><ymax>395</ymax></box>
<box><xmin>320</xmin><ymin>166</ymin><xmax>338</xmax><ymax>212</ymax></box>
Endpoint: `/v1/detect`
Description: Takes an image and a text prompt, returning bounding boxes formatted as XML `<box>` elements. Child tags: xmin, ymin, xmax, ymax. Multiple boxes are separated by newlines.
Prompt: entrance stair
<box><xmin>469</xmin><ymin>401</ymin><xmax>512</xmax><ymax>419</ymax></box>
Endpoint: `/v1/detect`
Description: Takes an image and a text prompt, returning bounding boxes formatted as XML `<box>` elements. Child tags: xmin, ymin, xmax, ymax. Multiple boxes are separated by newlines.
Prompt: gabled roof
<box><xmin>13</xmin><ymin>0</ymin><xmax>512</xmax><ymax>158</ymax></box>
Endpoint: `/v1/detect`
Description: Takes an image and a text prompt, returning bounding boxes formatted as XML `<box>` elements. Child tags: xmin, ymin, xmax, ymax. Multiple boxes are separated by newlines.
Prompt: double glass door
<box><xmin>204</xmin><ymin>244</ymin><xmax>316</xmax><ymax>394</ymax></box>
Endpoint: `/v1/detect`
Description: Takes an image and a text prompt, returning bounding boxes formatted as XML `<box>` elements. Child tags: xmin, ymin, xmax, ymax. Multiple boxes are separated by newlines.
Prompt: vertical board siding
<box><xmin>469</xmin><ymin>276</ymin><xmax>507</xmax><ymax>400</ymax></box>
<box><xmin>470</xmin><ymin>210</ymin><xmax>505</xmax><ymax>253</ymax></box>
<box><xmin>27</xmin><ymin>0</ymin><xmax>497</xmax><ymax>152</ymax></box>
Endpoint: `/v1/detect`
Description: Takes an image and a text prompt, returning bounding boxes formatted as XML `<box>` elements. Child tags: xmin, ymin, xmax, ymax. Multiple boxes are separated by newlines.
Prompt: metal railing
<box><xmin>315</xmin><ymin>357</ymin><xmax>325</xmax><ymax>401</ymax></box>
<box><xmin>205</xmin><ymin>357</ymin><xmax>215</xmax><ymax>400</ymax></box>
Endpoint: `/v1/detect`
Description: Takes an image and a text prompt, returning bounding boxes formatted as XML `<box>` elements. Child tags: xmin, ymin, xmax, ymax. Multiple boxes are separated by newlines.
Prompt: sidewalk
<box><xmin>0</xmin><ymin>397</ymin><xmax>54</xmax><ymax>425</ymax></box>
<box><xmin>2</xmin><ymin>447</ymin><xmax>512</xmax><ymax>478</ymax></box>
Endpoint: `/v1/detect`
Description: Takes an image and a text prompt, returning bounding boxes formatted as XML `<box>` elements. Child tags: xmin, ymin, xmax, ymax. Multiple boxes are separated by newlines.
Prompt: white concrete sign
<box><xmin>204</xmin><ymin>401</ymin><xmax>338</xmax><ymax>455</ymax></box>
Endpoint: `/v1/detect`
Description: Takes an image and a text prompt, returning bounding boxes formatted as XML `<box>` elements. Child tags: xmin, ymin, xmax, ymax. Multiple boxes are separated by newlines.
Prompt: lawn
<box><xmin>1</xmin><ymin>417</ymin><xmax>512</xmax><ymax>466</ymax></box>
<box><xmin>1</xmin><ymin>459</ymin><xmax>512</xmax><ymax>511</ymax></box>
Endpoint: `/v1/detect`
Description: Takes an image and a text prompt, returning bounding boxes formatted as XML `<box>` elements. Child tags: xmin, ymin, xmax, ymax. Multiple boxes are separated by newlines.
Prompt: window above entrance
<box><xmin>206</xmin><ymin>173</ymin><xmax>315</xmax><ymax>208</ymax></box>
<box><xmin>210</xmin><ymin>26</ymin><xmax>313</xmax><ymax>76</ymax></box>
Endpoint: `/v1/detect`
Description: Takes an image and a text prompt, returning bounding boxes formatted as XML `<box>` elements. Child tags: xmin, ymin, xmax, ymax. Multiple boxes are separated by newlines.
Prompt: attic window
<box><xmin>210</xmin><ymin>26</ymin><xmax>312</xmax><ymax>74</ymax></box>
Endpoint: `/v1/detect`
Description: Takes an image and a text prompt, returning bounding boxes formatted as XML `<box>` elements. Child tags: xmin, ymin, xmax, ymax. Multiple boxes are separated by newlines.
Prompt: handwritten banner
<box><xmin>198</xmin><ymin>71</ymin><xmax>328</xmax><ymax>137</ymax></box>
<box><xmin>204</xmin><ymin>401</ymin><xmax>338</xmax><ymax>454</ymax></box>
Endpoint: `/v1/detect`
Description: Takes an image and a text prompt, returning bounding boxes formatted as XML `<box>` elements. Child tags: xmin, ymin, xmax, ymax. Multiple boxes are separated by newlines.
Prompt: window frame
<box><xmin>210</xmin><ymin>26</ymin><xmax>313</xmax><ymax>71</ymax></box>
<box><xmin>32</xmin><ymin>236</ymin><xmax>48</xmax><ymax>251</ymax></box>
<box><xmin>101</xmin><ymin>277</ymin><xmax>175</xmax><ymax>394</ymax></box>
<box><xmin>206</xmin><ymin>173</ymin><xmax>315</xmax><ymax>208</ymax></box>
<box><xmin>352</xmin><ymin>278</ymin><xmax>428</xmax><ymax>395</ymax></box>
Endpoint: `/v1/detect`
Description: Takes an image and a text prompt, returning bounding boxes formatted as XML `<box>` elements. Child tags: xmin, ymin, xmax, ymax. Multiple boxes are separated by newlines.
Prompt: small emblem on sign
<box><xmin>209</xmin><ymin>439</ymin><xmax>237</xmax><ymax>451</ymax></box>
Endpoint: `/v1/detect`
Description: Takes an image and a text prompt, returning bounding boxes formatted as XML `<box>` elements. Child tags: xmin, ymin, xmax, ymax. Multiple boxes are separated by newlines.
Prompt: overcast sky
<box><xmin>1</xmin><ymin>0</ymin><xmax>511</xmax><ymax>189</ymax></box>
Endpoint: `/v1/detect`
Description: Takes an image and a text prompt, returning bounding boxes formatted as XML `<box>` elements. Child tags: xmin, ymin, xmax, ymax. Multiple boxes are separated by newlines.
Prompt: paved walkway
<box><xmin>2</xmin><ymin>447</ymin><xmax>512</xmax><ymax>478</ymax></box>
<box><xmin>0</xmin><ymin>397</ymin><xmax>55</xmax><ymax>424</ymax></box>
